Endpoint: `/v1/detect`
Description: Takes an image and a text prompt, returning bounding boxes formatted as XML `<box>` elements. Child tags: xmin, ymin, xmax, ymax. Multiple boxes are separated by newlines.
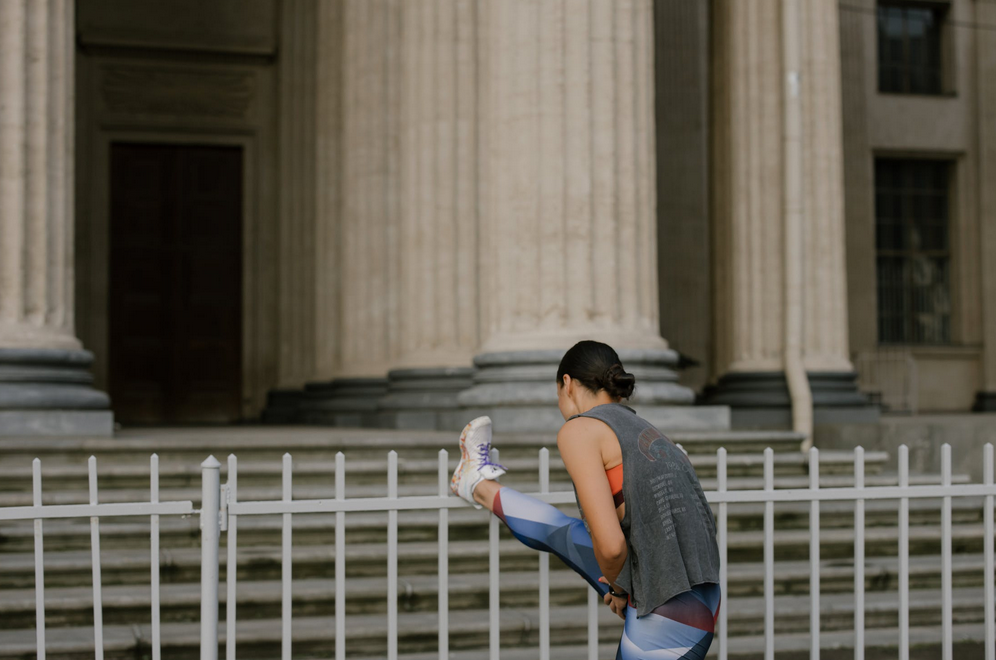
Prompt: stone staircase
<box><xmin>0</xmin><ymin>425</ymin><xmax>988</xmax><ymax>658</ymax></box>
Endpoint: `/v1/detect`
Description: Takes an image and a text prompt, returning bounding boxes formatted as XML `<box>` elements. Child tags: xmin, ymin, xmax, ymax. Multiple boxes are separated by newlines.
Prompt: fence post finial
<box><xmin>200</xmin><ymin>455</ymin><xmax>221</xmax><ymax>660</ymax></box>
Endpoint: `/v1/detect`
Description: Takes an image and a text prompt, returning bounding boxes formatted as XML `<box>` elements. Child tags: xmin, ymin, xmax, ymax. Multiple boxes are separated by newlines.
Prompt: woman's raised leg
<box><xmin>474</xmin><ymin>480</ymin><xmax>609</xmax><ymax>596</ymax></box>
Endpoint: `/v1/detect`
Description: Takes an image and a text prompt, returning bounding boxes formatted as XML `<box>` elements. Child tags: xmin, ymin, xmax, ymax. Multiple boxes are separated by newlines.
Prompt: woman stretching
<box><xmin>450</xmin><ymin>340</ymin><xmax>722</xmax><ymax>659</ymax></box>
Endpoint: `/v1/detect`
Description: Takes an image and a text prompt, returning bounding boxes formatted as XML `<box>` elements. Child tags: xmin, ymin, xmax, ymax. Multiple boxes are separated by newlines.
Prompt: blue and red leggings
<box><xmin>492</xmin><ymin>486</ymin><xmax>721</xmax><ymax>660</ymax></box>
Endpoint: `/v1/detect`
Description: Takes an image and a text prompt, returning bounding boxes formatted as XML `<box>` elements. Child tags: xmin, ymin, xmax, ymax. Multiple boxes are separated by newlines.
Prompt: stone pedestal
<box><xmin>298</xmin><ymin>377</ymin><xmax>389</xmax><ymax>428</ymax></box>
<box><xmin>0</xmin><ymin>349</ymin><xmax>112</xmax><ymax>436</ymax></box>
<box><xmin>0</xmin><ymin>1</ymin><xmax>113</xmax><ymax>436</ymax></box>
<box><xmin>702</xmin><ymin>372</ymin><xmax>879</xmax><ymax>428</ymax></box>
<box><xmin>380</xmin><ymin>367</ymin><xmax>474</xmax><ymax>431</ymax></box>
<box><xmin>457</xmin><ymin>350</ymin><xmax>727</xmax><ymax>434</ymax></box>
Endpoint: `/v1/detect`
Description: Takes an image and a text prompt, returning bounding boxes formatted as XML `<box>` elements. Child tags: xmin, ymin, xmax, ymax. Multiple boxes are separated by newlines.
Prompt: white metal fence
<box><xmin>1</xmin><ymin>444</ymin><xmax>994</xmax><ymax>660</ymax></box>
<box><xmin>0</xmin><ymin>455</ymin><xmax>196</xmax><ymax>660</ymax></box>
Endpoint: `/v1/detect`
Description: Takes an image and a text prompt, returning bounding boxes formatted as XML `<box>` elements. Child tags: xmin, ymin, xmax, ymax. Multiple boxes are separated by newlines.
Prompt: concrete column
<box><xmin>336</xmin><ymin>0</ymin><xmax>395</xmax><ymax>380</ymax></box>
<box><xmin>975</xmin><ymin>0</ymin><xmax>996</xmax><ymax>412</ymax></box>
<box><xmin>0</xmin><ymin>0</ymin><xmax>112</xmax><ymax>435</ymax></box>
<box><xmin>263</xmin><ymin>0</ymin><xmax>319</xmax><ymax>423</ymax></box>
<box><xmin>314</xmin><ymin>0</ymin><xmax>345</xmax><ymax>384</ymax></box>
<box><xmin>298</xmin><ymin>0</ymin><xmax>398</xmax><ymax>426</ymax></box>
<box><xmin>393</xmin><ymin>0</ymin><xmax>478</xmax><ymax>369</ymax></box>
<box><xmin>378</xmin><ymin>0</ymin><xmax>478</xmax><ymax>429</ymax></box>
<box><xmin>281</xmin><ymin>0</ymin><xmax>480</xmax><ymax>429</ymax></box>
<box><xmin>704</xmin><ymin>0</ymin><xmax>874</xmax><ymax>429</ymax></box>
<box><xmin>458</xmin><ymin>0</ymin><xmax>725</xmax><ymax>433</ymax></box>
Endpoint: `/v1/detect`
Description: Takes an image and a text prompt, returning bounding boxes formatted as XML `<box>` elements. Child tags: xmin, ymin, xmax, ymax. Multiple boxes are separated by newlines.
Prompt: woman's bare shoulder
<box><xmin>557</xmin><ymin>415</ymin><xmax>608</xmax><ymax>440</ymax></box>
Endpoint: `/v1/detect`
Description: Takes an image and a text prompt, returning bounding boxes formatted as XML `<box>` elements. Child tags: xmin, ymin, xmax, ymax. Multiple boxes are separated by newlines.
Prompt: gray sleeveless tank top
<box><xmin>568</xmin><ymin>402</ymin><xmax>720</xmax><ymax>617</ymax></box>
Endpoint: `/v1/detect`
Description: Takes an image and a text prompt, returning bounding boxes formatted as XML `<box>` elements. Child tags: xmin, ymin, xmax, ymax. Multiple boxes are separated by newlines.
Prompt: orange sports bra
<box><xmin>606</xmin><ymin>463</ymin><xmax>624</xmax><ymax>507</ymax></box>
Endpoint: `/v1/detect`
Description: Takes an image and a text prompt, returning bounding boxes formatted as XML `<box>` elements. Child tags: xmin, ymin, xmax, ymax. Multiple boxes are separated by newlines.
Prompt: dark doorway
<box><xmin>109</xmin><ymin>143</ymin><xmax>243</xmax><ymax>424</ymax></box>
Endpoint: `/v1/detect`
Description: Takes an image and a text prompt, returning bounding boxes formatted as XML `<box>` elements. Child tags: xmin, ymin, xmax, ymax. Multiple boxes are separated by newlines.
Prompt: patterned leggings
<box><xmin>492</xmin><ymin>486</ymin><xmax>721</xmax><ymax>660</ymax></box>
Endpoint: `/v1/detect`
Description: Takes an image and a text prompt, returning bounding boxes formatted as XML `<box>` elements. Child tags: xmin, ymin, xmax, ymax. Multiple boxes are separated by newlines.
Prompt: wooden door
<box><xmin>109</xmin><ymin>143</ymin><xmax>243</xmax><ymax>424</ymax></box>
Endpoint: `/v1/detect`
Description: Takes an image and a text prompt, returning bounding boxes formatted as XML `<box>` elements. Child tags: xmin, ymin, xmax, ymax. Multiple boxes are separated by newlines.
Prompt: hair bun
<box><xmin>602</xmin><ymin>363</ymin><xmax>636</xmax><ymax>399</ymax></box>
<box><xmin>556</xmin><ymin>340</ymin><xmax>639</xmax><ymax>400</ymax></box>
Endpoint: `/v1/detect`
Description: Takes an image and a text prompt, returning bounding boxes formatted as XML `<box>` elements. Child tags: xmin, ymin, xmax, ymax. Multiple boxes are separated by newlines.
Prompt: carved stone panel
<box><xmin>99</xmin><ymin>65</ymin><xmax>257</xmax><ymax>122</ymax></box>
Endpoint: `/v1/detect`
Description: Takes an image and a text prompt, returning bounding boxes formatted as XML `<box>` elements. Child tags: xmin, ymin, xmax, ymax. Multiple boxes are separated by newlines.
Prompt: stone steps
<box><xmin>0</xmin><ymin>590</ymin><xmax>988</xmax><ymax>659</ymax></box>
<box><xmin>12</xmin><ymin>466</ymin><xmax>963</xmax><ymax>512</ymax></box>
<box><xmin>0</xmin><ymin>426</ymin><xmax>984</xmax><ymax>658</ymax></box>
<box><xmin>1</xmin><ymin>554</ymin><xmax>991</xmax><ymax>629</ymax></box>
<box><xmin>347</xmin><ymin>622</ymin><xmax>990</xmax><ymax>660</ymax></box>
<box><xmin>0</xmin><ymin>448</ymin><xmax>883</xmax><ymax>496</ymax></box>
<box><xmin>0</xmin><ymin>495</ymin><xmax>984</xmax><ymax>553</ymax></box>
<box><xmin>0</xmin><ymin>427</ymin><xmax>807</xmax><ymax>463</ymax></box>
<box><xmin>1</xmin><ymin>519</ymin><xmax>989</xmax><ymax>589</ymax></box>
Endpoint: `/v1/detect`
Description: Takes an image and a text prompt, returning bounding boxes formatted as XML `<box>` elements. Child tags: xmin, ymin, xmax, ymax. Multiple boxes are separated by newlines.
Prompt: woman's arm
<box><xmin>557</xmin><ymin>419</ymin><xmax>628</xmax><ymax>584</ymax></box>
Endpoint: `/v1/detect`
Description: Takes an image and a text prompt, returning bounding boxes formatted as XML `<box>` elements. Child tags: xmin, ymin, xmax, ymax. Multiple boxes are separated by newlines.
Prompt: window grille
<box><xmin>877</xmin><ymin>3</ymin><xmax>945</xmax><ymax>95</ymax></box>
<box><xmin>874</xmin><ymin>158</ymin><xmax>952</xmax><ymax>345</ymax></box>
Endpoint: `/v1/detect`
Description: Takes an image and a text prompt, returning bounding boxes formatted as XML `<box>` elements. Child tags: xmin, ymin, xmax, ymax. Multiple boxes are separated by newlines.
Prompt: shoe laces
<box><xmin>475</xmin><ymin>440</ymin><xmax>506</xmax><ymax>472</ymax></box>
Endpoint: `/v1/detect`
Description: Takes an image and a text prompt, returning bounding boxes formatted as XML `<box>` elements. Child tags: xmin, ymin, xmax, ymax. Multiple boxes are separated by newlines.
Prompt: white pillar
<box><xmin>797</xmin><ymin>0</ymin><xmax>851</xmax><ymax>374</ymax></box>
<box><xmin>394</xmin><ymin>0</ymin><xmax>479</xmax><ymax>370</ymax></box>
<box><xmin>476</xmin><ymin>0</ymin><xmax>664</xmax><ymax>354</ymax></box>
<box><xmin>707</xmin><ymin>0</ymin><xmax>873</xmax><ymax>428</ymax></box>
<box><xmin>0</xmin><ymin>0</ymin><xmax>78</xmax><ymax>351</ymax></box>
<box><xmin>0</xmin><ymin>0</ymin><xmax>112</xmax><ymax>435</ymax></box>
<box><xmin>336</xmin><ymin>0</ymin><xmax>396</xmax><ymax>380</ymax></box>
<box><xmin>297</xmin><ymin>0</ymin><xmax>399</xmax><ymax>426</ymax></box>
<box><xmin>377</xmin><ymin>0</ymin><xmax>480</xmax><ymax>430</ymax></box>
<box><xmin>710</xmin><ymin>0</ymin><xmax>785</xmax><ymax>377</ymax></box>
<box><xmin>458</xmin><ymin>0</ymin><xmax>720</xmax><ymax>433</ymax></box>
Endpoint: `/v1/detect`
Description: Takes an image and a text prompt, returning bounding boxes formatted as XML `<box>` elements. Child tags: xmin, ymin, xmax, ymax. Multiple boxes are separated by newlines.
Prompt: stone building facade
<box><xmin>1</xmin><ymin>0</ymin><xmax>993</xmax><ymax>437</ymax></box>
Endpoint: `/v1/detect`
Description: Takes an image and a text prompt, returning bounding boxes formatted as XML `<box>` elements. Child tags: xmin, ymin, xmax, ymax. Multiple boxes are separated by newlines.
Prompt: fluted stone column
<box><xmin>0</xmin><ymin>0</ymin><xmax>112</xmax><ymax>436</ymax></box>
<box><xmin>298</xmin><ymin>0</ymin><xmax>398</xmax><ymax>427</ymax></box>
<box><xmin>313</xmin><ymin>1</ymin><xmax>345</xmax><ymax>384</ymax></box>
<box><xmin>262</xmin><ymin>0</ymin><xmax>319</xmax><ymax>423</ymax></box>
<box><xmin>976</xmin><ymin>0</ymin><xmax>996</xmax><ymax>412</ymax></box>
<box><xmin>457</xmin><ymin>0</ymin><xmax>726</xmax><ymax>433</ymax></box>
<box><xmin>377</xmin><ymin>0</ymin><xmax>478</xmax><ymax>430</ymax></box>
<box><xmin>704</xmin><ymin>0</ymin><xmax>875</xmax><ymax>428</ymax></box>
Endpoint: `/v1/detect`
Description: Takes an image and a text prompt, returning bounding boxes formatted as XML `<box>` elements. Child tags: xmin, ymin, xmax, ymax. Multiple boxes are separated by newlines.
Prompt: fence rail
<box><xmin>0</xmin><ymin>455</ymin><xmax>196</xmax><ymax>660</ymax></box>
<box><xmin>0</xmin><ymin>444</ymin><xmax>993</xmax><ymax>660</ymax></box>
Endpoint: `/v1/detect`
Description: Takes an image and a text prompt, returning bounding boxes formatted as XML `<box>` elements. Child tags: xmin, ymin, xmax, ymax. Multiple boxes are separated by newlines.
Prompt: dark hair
<box><xmin>556</xmin><ymin>340</ymin><xmax>636</xmax><ymax>400</ymax></box>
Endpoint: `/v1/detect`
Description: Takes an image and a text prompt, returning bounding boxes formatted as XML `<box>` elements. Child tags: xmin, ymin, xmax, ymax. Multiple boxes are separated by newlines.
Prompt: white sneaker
<box><xmin>450</xmin><ymin>415</ymin><xmax>506</xmax><ymax>509</ymax></box>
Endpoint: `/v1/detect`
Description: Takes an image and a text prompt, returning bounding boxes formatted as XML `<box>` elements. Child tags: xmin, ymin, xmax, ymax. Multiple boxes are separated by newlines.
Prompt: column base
<box><xmin>699</xmin><ymin>371</ymin><xmax>881</xmax><ymax>428</ymax></box>
<box><xmin>0</xmin><ymin>348</ymin><xmax>114</xmax><ymax>437</ymax></box>
<box><xmin>298</xmin><ymin>377</ymin><xmax>389</xmax><ymax>427</ymax></box>
<box><xmin>973</xmin><ymin>391</ymin><xmax>996</xmax><ymax>412</ymax></box>
<box><xmin>260</xmin><ymin>389</ymin><xmax>307</xmax><ymax>424</ymax></box>
<box><xmin>455</xmin><ymin>349</ymin><xmax>729</xmax><ymax>433</ymax></box>
<box><xmin>379</xmin><ymin>367</ymin><xmax>475</xmax><ymax>430</ymax></box>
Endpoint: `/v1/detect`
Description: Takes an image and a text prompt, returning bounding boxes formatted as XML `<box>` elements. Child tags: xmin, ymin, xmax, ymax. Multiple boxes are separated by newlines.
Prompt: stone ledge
<box><xmin>0</xmin><ymin>410</ymin><xmax>114</xmax><ymax>437</ymax></box>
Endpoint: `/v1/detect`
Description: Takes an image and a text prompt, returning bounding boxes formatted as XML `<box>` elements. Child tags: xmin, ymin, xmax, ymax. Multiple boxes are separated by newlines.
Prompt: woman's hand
<box><xmin>598</xmin><ymin>577</ymin><xmax>627</xmax><ymax>620</ymax></box>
